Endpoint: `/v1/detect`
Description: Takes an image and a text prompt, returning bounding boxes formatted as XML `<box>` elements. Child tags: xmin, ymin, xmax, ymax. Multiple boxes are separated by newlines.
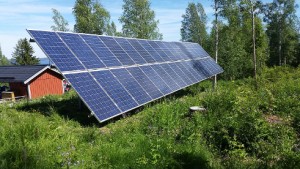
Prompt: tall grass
<box><xmin>0</xmin><ymin>67</ymin><xmax>299</xmax><ymax>168</ymax></box>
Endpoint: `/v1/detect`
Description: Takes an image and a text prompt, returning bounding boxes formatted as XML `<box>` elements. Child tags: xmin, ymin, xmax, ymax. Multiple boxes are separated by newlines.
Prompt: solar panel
<box><xmin>27</xmin><ymin>30</ymin><xmax>223</xmax><ymax>122</ymax></box>
<box><xmin>111</xmin><ymin>69</ymin><xmax>152</xmax><ymax>105</ymax></box>
<box><xmin>127</xmin><ymin>67</ymin><xmax>164</xmax><ymax>99</ymax></box>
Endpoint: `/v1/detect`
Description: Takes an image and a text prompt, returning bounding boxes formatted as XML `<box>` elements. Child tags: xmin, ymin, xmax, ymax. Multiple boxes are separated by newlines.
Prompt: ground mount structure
<box><xmin>28</xmin><ymin>30</ymin><xmax>223</xmax><ymax>123</ymax></box>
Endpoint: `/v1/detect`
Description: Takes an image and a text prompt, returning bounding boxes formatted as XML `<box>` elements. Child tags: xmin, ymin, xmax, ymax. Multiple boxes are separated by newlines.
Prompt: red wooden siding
<box><xmin>9</xmin><ymin>82</ymin><xmax>27</xmax><ymax>97</ymax></box>
<box><xmin>29</xmin><ymin>69</ymin><xmax>63</xmax><ymax>99</ymax></box>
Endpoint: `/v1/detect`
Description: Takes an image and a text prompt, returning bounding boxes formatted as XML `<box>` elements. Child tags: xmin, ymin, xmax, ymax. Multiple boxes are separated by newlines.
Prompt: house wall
<box><xmin>29</xmin><ymin>69</ymin><xmax>63</xmax><ymax>99</ymax></box>
<box><xmin>9</xmin><ymin>82</ymin><xmax>27</xmax><ymax>97</ymax></box>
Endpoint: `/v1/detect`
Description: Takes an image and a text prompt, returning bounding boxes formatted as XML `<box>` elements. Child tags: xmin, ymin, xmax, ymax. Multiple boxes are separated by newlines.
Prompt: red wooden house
<box><xmin>0</xmin><ymin>65</ymin><xmax>64</xmax><ymax>99</ymax></box>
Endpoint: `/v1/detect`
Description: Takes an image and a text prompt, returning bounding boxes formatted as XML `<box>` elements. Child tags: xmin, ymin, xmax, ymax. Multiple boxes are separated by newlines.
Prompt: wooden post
<box><xmin>78</xmin><ymin>97</ymin><xmax>82</xmax><ymax>110</ymax></box>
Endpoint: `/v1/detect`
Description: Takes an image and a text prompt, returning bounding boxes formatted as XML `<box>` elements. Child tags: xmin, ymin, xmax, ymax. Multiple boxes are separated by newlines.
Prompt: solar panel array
<box><xmin>27</xmin><ymin>30</ymin><xmax>223</xmax><ymax>122</ymax></box>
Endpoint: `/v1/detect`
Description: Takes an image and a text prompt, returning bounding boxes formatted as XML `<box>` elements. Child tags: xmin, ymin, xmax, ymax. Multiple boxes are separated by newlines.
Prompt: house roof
<box><xmin>0</xmin><ymin>65</ymin><xmax>61</xmax><ymax>84</ymax></box>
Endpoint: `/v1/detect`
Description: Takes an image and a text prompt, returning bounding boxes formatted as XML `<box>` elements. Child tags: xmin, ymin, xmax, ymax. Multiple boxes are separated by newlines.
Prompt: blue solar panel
<box><xmin>148</xmin><ymin>41</ymin><xmax>172</xmax><ymax>61</ymax></box>
<box><xmin>158</xmin><ymin>64</ymin><xmax>186</xmax><ymax>88</ymax></box>
<box><xmin>65</xmin><ymin>73</ymin><xmax>120</xmax><ymax>120</ymax></box>
<box><xmin>114</xmin><ymin>38</ymin><xmax>147</xmax><ymax>65</ymax></box>
<box><xmin>182</xmin><ymin>61</ymin><xmax>206</xmax><ymax>81</ymax></box>
<box><xmin>128</xmin><ymin>39</ymin><xmax>156</xmax><ymax>63</ymax></box>
<box><xmin>169</xmin><ymin>62</ymin><xmax>193</xmax><ymax>85</ymax></box>
<box><xmin>177</xmin><ymin>42</ymin><xmax>200</xmax><ymax>59</ymax></box>
<box><xmin>138</xmin><ymin>40</ymin><xmax>165</xmax><ymax>62</ymax></box>
<box><xmin>176</xmin><ymin>62</ymin><xmax>198</xmax><ymax>84</ymax></box>
<box><xmin>162</xmin><ymin>42</ymin><xmax>180</xmax><ymax>61</ymax></box>
<box><xmin>184</xmin><ymin>43</ymin><xmax>208</xmax><ymax>58</ymax></box>
<box><xmin>192</xmin><ymin>60</ymin><xmax>212</xmax><ymax>77</ymax></box>
<box><xmin>111</xmin><ymin>69</ymin><xmax>152</xmax><ymax>105</ymax></box>
<box><xmin>155</xmin><ymin>41</ymin><xmax>168</xmax><ymax>49</ymax></box>
<box><xmin>140</xmin><ymin>66</ymin><xmax>172</xmax><ymax>95</ymax></box>
<box><xmin>57</xmin><ymin>32</ymin><xmax>105</xmax><ymax>69</ymax></box>
<box><xmin>99</xmin><ymin>36</ymin><xmax>135</xmax><ymax>65</ymax></box>
<box><xmin>207</xmin><ymin>58</ymin><xmax>223</xmax><ymax>74</ymax></box>
<box><xmin>28</xmin><ymin>29</ymin><xmax>223</xmax><ymax>123</ymax></box>
<box><xmin>92</xmin><ymin>70</ymin><xmax>138</xmax><ymax>112</ymax></box>
<box><xmin>127</xmin><ymin>67</ymin><xmax>164</xmax><ymax>99</ymax></box>
<box><xmin>27</xmin><ymin>30</ymin><xmax>84</xmax><ymax>71</ymax></box>
<box><xmin>151</xmin><ymin>64</ymin><xmax>181</xmax><ymax>91</ymax></box>
<box><xmin>80</xmin><ymin>34</ymin><xmax>122</xmax><ymax>67</ymax></box>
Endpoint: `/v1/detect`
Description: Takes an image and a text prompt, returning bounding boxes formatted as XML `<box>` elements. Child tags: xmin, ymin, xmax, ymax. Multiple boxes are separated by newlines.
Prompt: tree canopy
<box><xmin>119</xmin><ymin>0</ymin><xmax>162</xmax><ymax>40</ymax></box>
<box><xmin>263</xmin><ymin>0</ymin><xmax>299</xmax><ymax>66</ymax></box>
<box><xmin>51</xmin><ymin>8</ymin><xmax>70</xmax><ymax>32</ymax></box>
<box><xmin>181</xmin><ymin>2</ymin><xmax>208</xmax><ymax>47</ymax></box>
<box><xmin>73</xmin><ymin>0</ymin><xmax>111</xmax><ymax>35</ymax></box>
<box><xmin>0</xmin><ymin>45</ymin><xmax>9</xmax><ymax>66</ymax></box>
<box><xmin>12</xmin><ymin>38</ymin><xmax>39</xmax><ymax>65</ymax></box>
<box><xmin>205</xmin><ymin>0</ymin><xmax>269</xmax><ymax>80</ymax></box>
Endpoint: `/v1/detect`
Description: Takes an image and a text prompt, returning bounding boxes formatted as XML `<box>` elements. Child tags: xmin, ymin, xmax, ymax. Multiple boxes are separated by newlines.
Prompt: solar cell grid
<box><xmin>170</xmin><ymin>43</ymin><xmax>188</xmax><ymax>60</ymax></box>
<box><xmin>99</xmin><ymin>36</ymin><xmax>135</xmax><ymax>65</ymax></box>
<box><xmin>151</xmin><ymin>64</ymin><xmax>180</xmax><ymax>91</ymax></box>
<box><xmin>128</xmin><ymin>39</ymin><xmax>156</xmax><ymax>63</ymax></box>
<box><xmin>80</xmin><ymin>34</ymin><xmax>122</xmax><ymax>67</ymax></box>
<box><xmin>114</xmin><ymin>38</ymin><xmax>147</xmax><ymax>64</ymax></box>
<box><xmin>182</xmin><ymin>61</ymin><xmax>205</xmax><ymax>81</ymax></box>
<box><xmin>111</xmin><ymin>69</ymin><xmax>152</xmax><ymax>105</ymax></box>
<box><xmin>160</xmin><ymin>64</ymin><xmax>187</xmax><ymax>88</ymax></box>
<box><xmin>127</xmin><ymin>67</ymin><xmax>164</xmax><ymax>99</ymax></box>
<box><xmin>92</xmin><ymin>70</ymin><xmax>138</xmax><ymax>112</ymax></box>
<box><xmin>28</xmin><ymin>30</ymin><xmax>85</xmax><ymax>71</ymax></box>
<box><xmin>176</xmin><ymin>62</ymin><xmax>198</xmax><ymax>83</ymax></box>
<box><xmin>138</xmin><ymin>40</ymin><xmax>165</xmax><ymax>62</ymax></box>
<box><xmin>192</xmin><ymin>60</ymin><xmax>212</xmax><ymax>77</ymax></box>
<box><xmin>65</xmin><ymin>73</ymin><xmax>121</xmax><ymax>120</ymax></box>
<box><xmin>208</xmin><ymin>58</ymin><xmax>223</xmax><ymax>74</ymax></box>
<box><xmin>169</xmin><ymin>62</ymin><xmax>193</xmax><ymax>85</ymax></box>
<box><xmin>28</xmin><ymin>29</ymin><xmax>223</xmax><ymax>123</ymax></box>
<box><xmin>155</xmin><ymin>41</ymin><xmax>168</xmax><ymax>49</ymax></box>
<box><xmin>57</xmin><ymin>32</ymin><xmax>105</xmax><ymax>69</ymax></box>
<box><xmin>140</xmin><ymin>66</ymin><xmax>173</xmax><ymax>95</ymax></box>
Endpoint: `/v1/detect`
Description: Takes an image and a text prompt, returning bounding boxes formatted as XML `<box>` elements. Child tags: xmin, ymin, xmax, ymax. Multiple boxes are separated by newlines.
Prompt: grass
<box><xmin>0</xmin><ymin>66</ymin><xmax>300</xmax><ymax>168</ymax></box>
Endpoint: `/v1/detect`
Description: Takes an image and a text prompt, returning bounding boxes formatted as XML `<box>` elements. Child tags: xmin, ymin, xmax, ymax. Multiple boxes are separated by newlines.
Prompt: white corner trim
<box><xmin>62</xmin><ymin>80</ymin><xmax>64</xmax><ymax>94</ymax></box>
<box><xmin>27</xmin><ymin>84</ymin><xmax>31</xmax><ymax>99</ymax></box>
<box><xmin>24</xmin><ymin>66</ymin><xmax>50</xmax><ymax>84</ymax></box>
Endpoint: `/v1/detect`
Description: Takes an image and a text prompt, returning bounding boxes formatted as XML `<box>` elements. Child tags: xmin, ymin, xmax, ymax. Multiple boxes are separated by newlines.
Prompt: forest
<box><xmin>0</xmin><ymin>0</ymin><xmax>300</xmax><ymax>168</ymax></box>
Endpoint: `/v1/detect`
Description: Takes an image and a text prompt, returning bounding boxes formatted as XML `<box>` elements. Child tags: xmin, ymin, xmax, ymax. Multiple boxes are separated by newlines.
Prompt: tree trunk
<box><xmin>213</xmin><ymin>0</ymin><xmax>219</xmax><ymax>90</ymax></box>
<box><xmin>252</xmin><ymin>3</ymin><xmax>258</xmax><ymax>89</ymax></box>
<box><xmin>278</xmin><ymin>20</ymin><xmax>282</xmax><ymax>66</ymax></box>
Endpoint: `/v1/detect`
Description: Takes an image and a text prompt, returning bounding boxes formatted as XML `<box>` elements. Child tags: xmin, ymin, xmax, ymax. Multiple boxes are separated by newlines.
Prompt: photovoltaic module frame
<box><xmin>27</xmin><ymin>29</ymin><xmax>223</xmax><ymax>122</ymax></box>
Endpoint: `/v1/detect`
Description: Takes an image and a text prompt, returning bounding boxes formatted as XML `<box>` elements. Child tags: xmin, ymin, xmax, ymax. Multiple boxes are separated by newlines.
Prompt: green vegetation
<box><xmin>119</xmin><ymin>0</ymin><xmax>162</xmax><ymax>40</ymax></box>
<box><xmin>0</xmin><ymin>67</ymin><xmax>299</xmax><ymax>168</ymax></box>
<box><xmin>0</xmin><ymin>45</ymin><xmax>9</xmax><ymax>66</ymax></box>
<box><xmin>73</xmin><ymin>0</ymin><xmax>111</xmax><ymax>35</ymax></box>
<box><xmin>12</xmin><ymin>38</ymin><xmax>39</xmax><ymax>65</ymax></box>
<box><xmin>51</xmin><ymin>8</ymin><xmax>70</xmax><ymax>32</ymax></box>
<box><xmin>181</xmin><ymin>2</ymin><xmax>208</xmax><ymax>47</ymax></box>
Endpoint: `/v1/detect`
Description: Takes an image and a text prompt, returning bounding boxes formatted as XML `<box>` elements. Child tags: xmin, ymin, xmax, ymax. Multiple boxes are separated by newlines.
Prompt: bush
<box><xmin>0</xmin><ymin>67</ymin><xmax>299</xmax><ymax>168</ymax></box>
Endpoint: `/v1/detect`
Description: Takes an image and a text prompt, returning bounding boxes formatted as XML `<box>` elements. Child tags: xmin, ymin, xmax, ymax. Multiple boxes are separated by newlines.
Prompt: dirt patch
<box><xmin>264</xmin><ymin>114</ymin><xmax>284</xmax><ymax>124</ymax></box>
<box><xmin>99</xmin><ymin>127</ymin><xmax>111</xmax><ymax>135</ymax></box>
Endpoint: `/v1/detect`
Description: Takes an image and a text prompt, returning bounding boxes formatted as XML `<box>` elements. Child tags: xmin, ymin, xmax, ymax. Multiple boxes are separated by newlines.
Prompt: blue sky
<box><xmin>0</xmin><ymin>0</ymin><xmax>299</xmax><ymax>59</ymax></box>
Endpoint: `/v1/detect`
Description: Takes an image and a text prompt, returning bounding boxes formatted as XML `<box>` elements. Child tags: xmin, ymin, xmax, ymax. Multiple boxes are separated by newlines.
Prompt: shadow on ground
<box><xmin>170</xmin><ymin>152</ymin><xmax>212</xmax><ymax>169</ymax></box>
<box><xmin>16</xmin><ymin>85</ymin><xmax>201</xmax><ymax>127</ymax></box>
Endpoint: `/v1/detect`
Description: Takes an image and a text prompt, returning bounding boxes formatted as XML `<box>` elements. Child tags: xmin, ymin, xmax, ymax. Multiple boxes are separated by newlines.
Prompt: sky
<box><xmin>0</xmin><ymin>0</ymin><xmax>299</xmax><ymax>59</ymax></box>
